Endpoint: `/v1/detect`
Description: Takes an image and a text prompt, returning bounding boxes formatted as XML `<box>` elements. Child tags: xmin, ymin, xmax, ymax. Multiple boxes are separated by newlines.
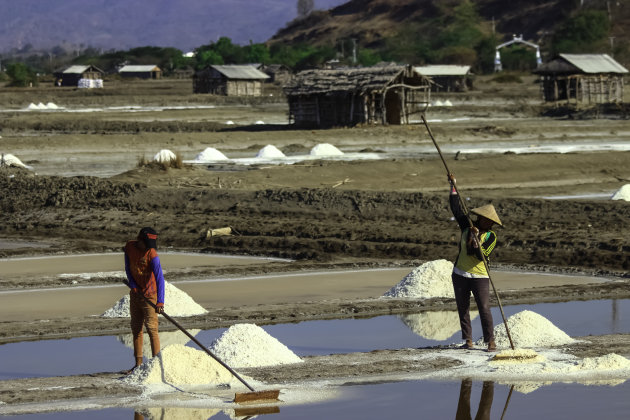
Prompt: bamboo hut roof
<box><xmin>534</xmin><ymin>54</ymin><xmax>628</xmax><ymax>75</ymax></box>
<box><xmin>284</xmin><ymin>65</ymin><xmax>424</xmax><ymax>95</ymax></box>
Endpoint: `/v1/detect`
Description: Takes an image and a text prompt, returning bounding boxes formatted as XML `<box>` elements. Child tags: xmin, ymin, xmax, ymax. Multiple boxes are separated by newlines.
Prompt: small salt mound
<box><xmin>400</xmin><ymin>310</ymin><xmax>477</xmax><ymax>340</ymax></box>
<box><xmin>479</xmin><ymin>310</ymin><xmax>575</xmax><ymax>349</ymax></box>
<box><xmin>46</xmin><ymin>102</ymin><xmax>59</xmax><ymax>109</ymax></box>
<box><xmin>225</xmin><ymin>120</ymin><xmax>235</xmax><ymax>125</ymax></box>
<box><xmin>124</xmin><ymin>344</ymin><xmax>234</xmax><ymax>385</ymax></box>
<box><xmin>310</xmin><ymin>143</ymin><xmax>344</xmax><ymax>156</ymax></box>
<box><xmin>102</xmin><ymin>281</ymin><xmax>207</xmax><ymax>317</ymax></box>
<box><xmin>576</xmin><ymin>353</ymin><xmax>630</xmax><ymax>371</ymax></box>
<box><xmin>1</xmin><ymin>153</ymin><xmax>31</xmax><ymax>169</ymax></box>
<box><xmin>433</xmin><ymin>100</ymin><xmax>443</xmax><ymax>106</ymax></box>
<box><xmin>611</xmin><ymin>184</ymin><xmax>630</xmax><ymax>201</ymax></box>
<box><xmin>210</xmin><ymin>323</ymin><xmax>303</xmax><ymax>368</ymax></box>
<box><xmin>153</xmin><ymin>149</ymin><xmax>177</xmax><ymax>163</ymax></box>
<box><xmin>37</xmin><ymin>102</ymin><xmax>47</xmax><ymax>109</ymax></box>
<box><xmin>255</xmin><ymin>120</ymin><xmax>265</xmax><ymax>125</ymax></box>
<box><xmin>383</xmin><ymin>259</ymin><xmax>454</xmax><ymax>298</ymax></box>
<box><xmin>27</xmin><ymin>103</ymin><xmax>39</xmax><ymax>110</ymax></box>
<box><xmin>194</xmin><ymin>147</ymin><xmax>228</xmax><ymax>162</ymax></box>
<box><xmin>256</xmin><ymin>144</ymin><xmax>285</xmax><ymax>158</ymax></box>
<box><xmin>443</xmin><ymin>99</ymin><xmax>453</xmax><ymax>106</ymax></box>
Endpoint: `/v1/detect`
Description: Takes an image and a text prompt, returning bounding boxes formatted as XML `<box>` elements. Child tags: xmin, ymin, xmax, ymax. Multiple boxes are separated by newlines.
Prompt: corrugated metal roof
<box><xmin>119</xmin><ymin>65</ymin><xmax>160</xmax><ymax>73</ymax></box>
<box><xmin>559</xmin><ymin>54</ymin><xmax>628</xmax><ymax>74</ymax></box>
<box><xmin>63</xmin><ymin>65</ymin><xmax>91</xmax><ymax>74</ymax></box>
<box><xmin>415</xmin><ymin>65</ymin><xmax>471</xmax><ymax>76</ymax></box>
<box><xmin>211</xmin><ymin>65</ymin><xmax>269</xmax><ymax>79</ymax></box>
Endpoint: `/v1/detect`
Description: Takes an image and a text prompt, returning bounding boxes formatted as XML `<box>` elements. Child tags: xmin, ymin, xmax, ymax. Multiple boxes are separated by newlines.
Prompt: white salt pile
<box><xmin>575</xmin><ymin>353</ymin><xmax>630</xmax><ymax>371</ymax></box>
<box><xmin>124</xmin><ymin>344</ymin><xmax>234</xmax><ymax>386</ymax></box>
<box><xmin>310</xmin><ymin>143</ymin><xmax>344</xmax><ymax>156</ymax></box>
<box><xmin>443</xmin><ymin>99</ymin><xmax>453</xmax><ymax>106</ymax></box>
<box><xmin>46</xmin><ymin>102</ymin><xmax>59</xmax><ymax>109</ymax></box>
<box><xmin>256</xmin><ymin>144</ymin><xmax>285</xmax><ymax>158</ymax></box>
<box><xmin>194</xmin><ymin>147</ymin><xmax>228</xmax><ymax>162</ymax></box>
<box><xmin>209</xmin><ymin>323</ymin><xmax>303</xmax><ymax>368</ymax></box>
<box><xmin>611</xmin><ymin>184</ymin><xmax>630</xmax><ymax>201</ymax></box>
<box><xmin>225</xmin><ymin>120</ymin><xmax>235</xmax><ymax>125</ymax></box>
<box><xmin>118</xmin><ymin>329</ymin><xmax>201</xmax><ymax>358</ymax></box>
<box><xmin>153</xmin><ymin>149</ymin><xmax>177</xmax><ymax>163</ymax></box>
<box><xmin>400</xmin><ymin>310</ymin><xmax>477</xmax><ymax>340</ymax></box>
<box><xmin>477</xmin><ymin>310</ymin><xmax>575</xmax><ymax>349</ymax></box>
<box><xmin>102</xmin><ymin>281</ymin><xmax>207</xmax><ymax>317</ymax></box>
<box><xmin>383</xmin><ymin>259</ymin><xmax>454</xmax><ymax>298</ymax></box>
<box><xmin>1</xmin><ymin>153</ymin><xmax>32</xmax><ymax>170</ymax></box>
<box><xmin>255</xmin><ymin>120</ymin><xmax>265</xmax><ymax>125</ymax></box>
<box><xmin>433</xmin><ymin>100</ymin><xmax>444</xmax><ymax>106</ymax></box>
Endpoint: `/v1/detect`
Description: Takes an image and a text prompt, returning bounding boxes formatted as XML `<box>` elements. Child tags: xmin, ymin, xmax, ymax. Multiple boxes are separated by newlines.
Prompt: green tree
<box><xmin>197</xmin><ymin>50</ymin><xmax>224</xmax><ymax>68</ymax></box>
<box><xmin>244</xmin><ymin>43</ymin><xmax>271</xmax><ymax>64</ymax></box>
<box><xmin>551</xmin><ymin>10</ymin><xmax>610</xmax><ymax>54</ymax></box>
<box><xmin>357</xmin><ymin>48</ymin><xmax>382</xmax><ymax>66</ymax></box>
<box><xmin>5</xmin><ymin>62</ymin><xmax>38</xmax><ymax>87</ymax></box>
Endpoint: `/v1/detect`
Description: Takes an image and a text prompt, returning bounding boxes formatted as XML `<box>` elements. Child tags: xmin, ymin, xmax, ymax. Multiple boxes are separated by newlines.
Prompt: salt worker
<box><xmin>123</xmin><ymin>227</ymin><xmax>165</xmax><ymax>372</ymax></box>
<box><xmin>448</xmin><ymin>174</ymin><xmax>501</xmax><ymax>352</ymax></box>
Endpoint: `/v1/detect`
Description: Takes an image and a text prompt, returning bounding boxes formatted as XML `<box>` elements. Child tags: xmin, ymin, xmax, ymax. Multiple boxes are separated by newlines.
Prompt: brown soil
<box><xmin>0</xmin><ymin>77</ymin><xmax>629</xmax><ymax>411</ymax></box>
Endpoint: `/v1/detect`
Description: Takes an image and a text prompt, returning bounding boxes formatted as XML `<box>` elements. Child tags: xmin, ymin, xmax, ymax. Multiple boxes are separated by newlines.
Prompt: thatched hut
<box><xmin>193</xmin><ymin>65</ymin><xmax>269</xmax><ymax>96</ymax></box>
<box><xmin>415</xmin><ymin>65</ymin><xmax>473</xmax><ymax>92</ymax></box>
<box><xmin>54</xmin><ymin>65</ymin><xmax>104</xmax><ymax>87</ymax></box>
<box><xmin>533</xmin><ymin>54</ymin><xmax>628</xmax><ymax>104</ymax></box>
<box><xmin>283</xmin><ymin>65</ymin><xmax>431</xmax><ymax>127</ymax></box>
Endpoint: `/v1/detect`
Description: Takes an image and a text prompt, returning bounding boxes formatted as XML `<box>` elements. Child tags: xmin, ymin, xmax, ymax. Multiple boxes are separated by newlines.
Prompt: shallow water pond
<box><xmin>4</xmin><ymin>380</ymin><xmax>630</xmax><ymax>419</ymax></box>
<box><xmin>1</xmin><ymin>298</ymin><xmax>628</xmax><ymax>380</ymax></box>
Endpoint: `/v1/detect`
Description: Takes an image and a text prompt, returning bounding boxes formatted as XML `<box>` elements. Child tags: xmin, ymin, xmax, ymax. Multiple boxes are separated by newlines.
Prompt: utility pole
<box><xmin>351</xmin><ymin>38</ymin><xmax>357</xmax><ymax>65</ymax></box>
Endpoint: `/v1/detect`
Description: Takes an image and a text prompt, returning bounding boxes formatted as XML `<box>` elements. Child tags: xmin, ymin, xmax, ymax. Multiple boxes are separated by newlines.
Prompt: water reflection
<box><xmin>455</xmin><ymin>379</ymin><xmax>494</xmax><ymax>420</ymax></box>
<box><xmin>399</xmin><ymin>310</ymin><xmax>478</xmax><ymax>341</ymax></box>
<box><xmin>132</xmin><ymin>405</ymin><xmax>279</xmax><ymax>419</ymax></box>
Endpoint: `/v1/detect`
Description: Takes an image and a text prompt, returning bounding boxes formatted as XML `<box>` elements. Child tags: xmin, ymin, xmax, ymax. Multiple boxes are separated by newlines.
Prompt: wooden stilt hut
<box><xmin>283</xmin><ymin>64</ymin><xmax>431</xmax><ymax>128</ymax></box>
<box><xmin>533</xmin><ymin>54</ymin><xmax>628</xmax><ymax>105</ymax></box>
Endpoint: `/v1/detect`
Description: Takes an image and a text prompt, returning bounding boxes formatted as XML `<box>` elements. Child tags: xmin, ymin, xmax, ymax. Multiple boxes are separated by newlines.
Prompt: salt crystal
<box><xmin>611</xmin><ymin>184</ymin><xmax>630</xmax><ymax>201</ymax></box>
<box><xmin>102</xmin><ymin>281</ymin><xmax>207</xmax><ymax>317</ymax></box>
<box><xmin>256</xmin><ymin>145</ymin><xmax>285</xmax><ymax>158</ymax></box>
<box><xmin>479</xmin><ymin>310</ymin><xmax>575</xmax><ymax>349</ymax></box>
<box><xmin>1</xmin><ymin>153</ymin><xmax>29</xmax><ymax>169</ymax></box>
<box><xmin>310</xmin><ymin>143</ymin><xmax>344</xmax><ymax>156</ymax></box>
<box><xmin>124</xmin><ymin>344</ymin><xmax>234</xmax><ymax>385</ymax></box>
<box><xmin>210</xmin><ymin>323</ymin><xmax>302</xmax><ymax>368</ymax></box>
<box><xmin>383</xmin><ymin>259</ymin><xmax>454</xmax><ymax>298</ymax></box>
<box><xmin>194</xmin><ymin>147</ymin><xmax>228</xmax><ymax>162</ymax></box>
<box><xmin>153</xmin><ymin>149</ymin><xmax>177</xmax><ymax>163</ymax></box>
<box><xmin>576</xmin><ymin>354</ymin><xmax>630</xmax><ymax>370</ymax></box>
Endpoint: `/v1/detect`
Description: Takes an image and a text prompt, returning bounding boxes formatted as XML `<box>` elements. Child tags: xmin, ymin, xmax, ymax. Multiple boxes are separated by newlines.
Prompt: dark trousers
<box><xmin>452</xmin><ymin>273</ymin><xmax>494</xmax><ymax>343</ymax></box>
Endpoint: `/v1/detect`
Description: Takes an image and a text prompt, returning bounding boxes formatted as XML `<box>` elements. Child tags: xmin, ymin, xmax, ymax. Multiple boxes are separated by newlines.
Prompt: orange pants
<box><xmin>130</xmin><ymin>292</ymin><xmax>160</xmax><ymax>364</ymax></box>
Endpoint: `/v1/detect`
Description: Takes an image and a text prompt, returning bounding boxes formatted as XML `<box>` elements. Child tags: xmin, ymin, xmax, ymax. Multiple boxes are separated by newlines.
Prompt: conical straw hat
<box><xmin>470</xmin><ymin>204</ymin><xmax>502</xmax><ymax>226</ymax></box>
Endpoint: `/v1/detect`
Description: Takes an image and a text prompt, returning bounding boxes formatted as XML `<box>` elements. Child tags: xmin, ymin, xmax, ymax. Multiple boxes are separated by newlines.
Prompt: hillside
<box><xmin>269</xmin><ymin>0</ymin><xmax>630</xmax><ymax>66</ymax></box>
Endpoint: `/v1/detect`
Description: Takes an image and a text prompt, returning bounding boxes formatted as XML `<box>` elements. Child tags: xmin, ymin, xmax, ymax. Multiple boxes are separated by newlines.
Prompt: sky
<box><xmin>0</xmin><ymin>0</ymin><xmax>348</xmax><ymax>53</ymax></box>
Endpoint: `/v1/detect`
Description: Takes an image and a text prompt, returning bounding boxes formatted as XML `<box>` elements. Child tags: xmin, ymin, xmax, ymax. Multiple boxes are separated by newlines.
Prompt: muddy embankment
<box><xmin>0</xmin><ymin>167</ymin><xmax>628</xmax><ymax>275</ymax></box>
